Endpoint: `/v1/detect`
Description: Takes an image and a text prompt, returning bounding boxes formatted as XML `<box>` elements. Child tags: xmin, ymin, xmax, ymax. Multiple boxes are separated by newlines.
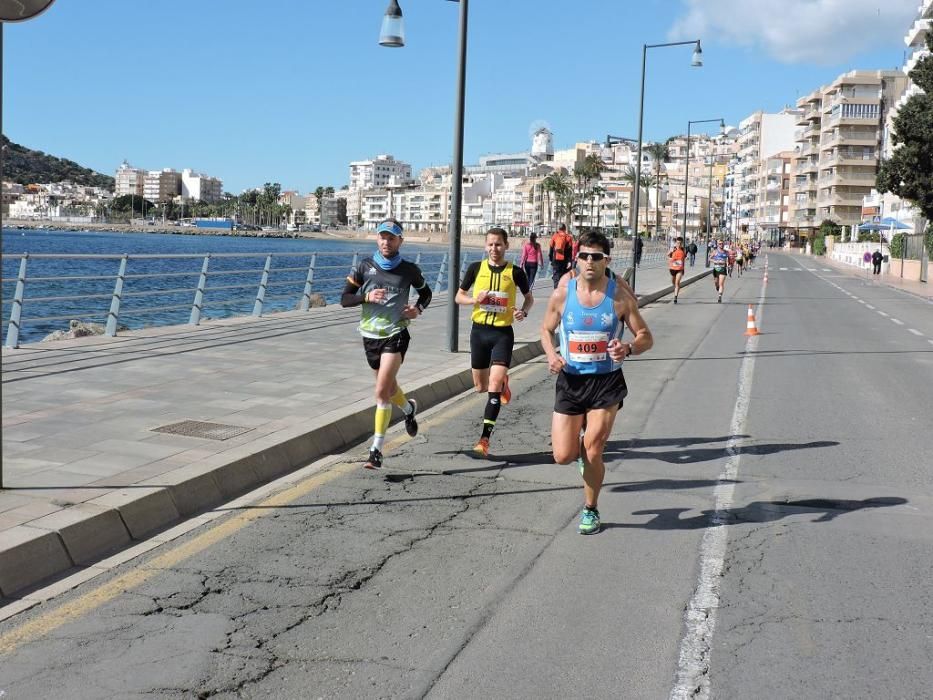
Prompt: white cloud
<box><xmin>669</xmin><ymin>0</ymin><xmax>918</xmax><ymax>64</ymax></box>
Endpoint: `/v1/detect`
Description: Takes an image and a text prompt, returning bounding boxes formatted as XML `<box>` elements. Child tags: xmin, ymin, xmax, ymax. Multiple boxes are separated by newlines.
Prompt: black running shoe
<box><xmin>364</xmin><ymin>448</ymin><xmax>383</xmax><ymax>470</ymax></box>
<box><xmin>404</xmin><ymin>398</ymin><xmax>418</xmax><ymax>437</ymax></box>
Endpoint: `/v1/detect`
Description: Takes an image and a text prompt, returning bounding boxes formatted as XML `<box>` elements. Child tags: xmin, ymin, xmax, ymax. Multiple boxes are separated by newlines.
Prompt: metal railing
<box><xmin>2</xmin><ymin>244</ymin><xmax>671</xmax><ymax>348</ymax></box>
<box><xmin>1</xmin><ymin>250</ymin><xmax>491</xmax><ymax>348</ymax></box>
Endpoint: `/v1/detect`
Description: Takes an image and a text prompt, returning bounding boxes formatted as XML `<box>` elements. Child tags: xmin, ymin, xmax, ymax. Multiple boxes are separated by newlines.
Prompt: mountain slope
<box><xmin>2</xmin><ymin>135</ymin><xmax>115</xmax><ymax>189</ymax></box>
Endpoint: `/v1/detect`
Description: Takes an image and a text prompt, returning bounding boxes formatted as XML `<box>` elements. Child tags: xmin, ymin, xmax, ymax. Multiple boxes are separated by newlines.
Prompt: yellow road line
<box><xmin>0</xmin><ymin>360</ymin><xmax>545</xmax><ymax>655</ymax></box>
<box><xmin>0</xmin><ymin>463</ymin><xmax>354</xmax><ymax>656</ymax></box>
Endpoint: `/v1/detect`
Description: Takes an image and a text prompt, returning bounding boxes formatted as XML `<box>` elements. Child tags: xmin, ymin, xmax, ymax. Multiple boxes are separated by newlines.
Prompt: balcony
<box><xmin>905</xmin><ymin>17</ymin><xmax>930</xmax><ymax>47</ymax></box>
<box><xmin>904</xmin><ymin>46</ymin><xmax>930</xmax><ymax>74</ymax></box>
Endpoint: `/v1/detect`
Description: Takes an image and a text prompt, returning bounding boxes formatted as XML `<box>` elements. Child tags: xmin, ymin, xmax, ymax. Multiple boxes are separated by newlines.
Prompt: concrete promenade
<box><xmin>0</xmin><ymin>260</ymin><xmax>709</xmax><ymax>601</ymax></box>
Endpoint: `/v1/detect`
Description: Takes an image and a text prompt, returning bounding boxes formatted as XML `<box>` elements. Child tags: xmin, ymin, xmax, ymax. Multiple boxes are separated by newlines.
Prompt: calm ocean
<box><xmin>1</xmin><ymin>229</ymin><xmax>477</xmax><ymax>345</ymax></box>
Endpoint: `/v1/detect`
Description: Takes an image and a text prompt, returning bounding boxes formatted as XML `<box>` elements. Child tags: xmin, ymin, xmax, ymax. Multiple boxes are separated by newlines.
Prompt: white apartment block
<box><xmin>731</xmin><ymin>109</ymin><xmax>799</xmax><ymax>236</ymax></box>
<box><xmin>349</xmin><ymin>155</ymin><xmax>411</xmax><ymax>191</ymax></box>
<box><xmin>181</xmin><ymin>169</ymin><xmax>223</xmax><ymax>203</ymax></box>
<box><xmin>115</xmin><ymin>160</ymin><xmax>145</xmax><ymax>197</ymax></box>
<box><xmin>144</xmin><ymin>168</ymin><xmax>182</xmax><ymax>203</ymax></box>
<box><xmin>793</xmin><ymin>70</ymin><xmax>907</xmax><ymax>237</ymax></box>
<box><xmin>895</xmin><ymin>0</ymin><xmax>932</xmax><ymax>116</ymax></box>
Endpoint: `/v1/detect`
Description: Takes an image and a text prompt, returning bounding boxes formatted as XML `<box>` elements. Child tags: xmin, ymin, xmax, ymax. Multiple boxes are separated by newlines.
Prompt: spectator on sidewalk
<box><xmin>519</xmin><ymin>232</ymin><xmax>544</xmax><ymax>283</ymax></box>
<box><xmin>633</xmin><ymin>234</ymin><xmax>644</xmax><ymax>267</ymax></box>
<box><xmin>872</xmin><ymin>249</ymin><xmax>883</xmax><ymax>275</ymax></box>
<box><xmin>549</xmin><ymin>224</ymin><xmax>574</xmax><ymax>288</ymax></box>
<box><xmin>687</xmin><ymin>240</ymin><xmax>698</xmax><ymax>267</ymax></box>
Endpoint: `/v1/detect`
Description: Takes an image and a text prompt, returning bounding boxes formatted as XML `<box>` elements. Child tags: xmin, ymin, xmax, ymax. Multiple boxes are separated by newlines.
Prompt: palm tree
<box><xmin>621</xmin><ymin>167</ymin><xmax>655</xmax><ymax>236</ymax></box>
<box><xmin>542</xmin><ymin>170</ymin><xmax>572</xmax><ymax>228</ymax></box>
<box><xmin>645</xmin><ymin>141</ymin><xmax>670</xmax><ymax>236</ymax></box>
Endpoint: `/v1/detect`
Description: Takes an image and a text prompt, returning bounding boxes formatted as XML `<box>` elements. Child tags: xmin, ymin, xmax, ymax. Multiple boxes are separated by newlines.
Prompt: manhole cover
<box><xmin>152</xmin><ymin>420</ymin><xmax>253</xmax><ymax>441</ymax></box>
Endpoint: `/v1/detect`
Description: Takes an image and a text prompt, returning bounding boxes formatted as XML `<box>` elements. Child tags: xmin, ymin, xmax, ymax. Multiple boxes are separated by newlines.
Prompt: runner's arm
<box><xmin>455</xmin><ymin>262</ymin><xmax>483</xmax><ymax>306</ymax></box>
<box><xmin>616</xmin><ymin>286</ymin><xmax>652</xmax><ymax>358</ymax></box>
<box><xmin>340</xmin><ymin>269</ymin><xmax>366</xmax><ymax>307</ymax></box>
<box><xmin>512</xmin><ymin>267</ymin><xmax>534</xmax><ymax>320</ymax></box>
<box><xmin>540</xmin><ymin>288</ymin><xmax>567</xmax><ymax>373</ymax></box>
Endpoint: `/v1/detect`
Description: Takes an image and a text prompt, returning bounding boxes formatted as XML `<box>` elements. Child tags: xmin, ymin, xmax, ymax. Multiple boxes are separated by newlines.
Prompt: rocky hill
<box><xmin>1</xmin><ymin>135</ymin><xmax>115</xmax><ymax>189</ymax></box>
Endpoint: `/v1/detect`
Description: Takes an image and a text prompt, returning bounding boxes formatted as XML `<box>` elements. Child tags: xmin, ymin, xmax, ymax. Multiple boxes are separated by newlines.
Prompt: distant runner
<box><xmin>710</xmin><ymin>239</ymin><xmax>728</xmax><ymax>303</ymax></box>
<box><xmin>456</xmin><ymin>227</ymin><xmax>534</xmax><ymax>457</ymax></box>
<box><xmin>541</xmin><ymin>231</ymin><xmax>653</xmax><ymax>535</ymax></box>
<box><xmin>668</xmin><ymin>237</ymin><xmax>687</xmax><ymax>304</ymax></box>
<box><xmin>341</xmin><ymin>218</ymin><xmax>432</xmax><ymax>470</ymax></box>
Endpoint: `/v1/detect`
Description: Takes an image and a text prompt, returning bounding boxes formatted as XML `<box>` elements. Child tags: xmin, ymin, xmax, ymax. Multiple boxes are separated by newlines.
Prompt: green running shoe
<box><xmin>579</xmin><ymin>506</ymin><xmax>601</xmax><ymax>535</ymax></box>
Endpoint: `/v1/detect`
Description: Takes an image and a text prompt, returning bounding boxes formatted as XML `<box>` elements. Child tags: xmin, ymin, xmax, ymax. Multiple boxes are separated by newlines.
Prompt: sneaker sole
<box><xmin>364</xmin><ymin>463</ymin><xmax>383</xmax><ymax>470</ymax></box>
<box><xmin>579</xmin><ymin>523</ymin><xmax>601</xmax><ymax>535</ymax></box>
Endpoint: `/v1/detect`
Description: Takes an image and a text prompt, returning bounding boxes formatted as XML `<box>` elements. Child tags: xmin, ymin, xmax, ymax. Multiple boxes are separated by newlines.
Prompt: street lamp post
<box><xmin>706</xmin><ymin>153</ymin><xmax>714</xmax><ymax>266</ymax></box>
<box><xmin>630</xmin><ymin>39</ymin><xmax>702</xmax><ymax>292</ymax></box>
<box><xmin>680</xmin><ymin>118</ymin><xmax>724</xmax><ymax>267</ymax></box>
<box><xmin>380</xmin><ymin>0</ymin><xmax>468</xmax><ymax>353</ymax></box>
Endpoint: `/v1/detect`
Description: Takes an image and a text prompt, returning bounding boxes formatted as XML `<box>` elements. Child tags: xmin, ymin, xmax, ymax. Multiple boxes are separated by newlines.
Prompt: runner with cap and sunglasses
<box><xmin>541</xmin><ymin>230</ymin><xmax>653</xmax><ymax>534</ymax></box>
<box><xmin>341</xmin><ymin>218</ymin><xmax>432</xmax><ymax>470</ymax></box>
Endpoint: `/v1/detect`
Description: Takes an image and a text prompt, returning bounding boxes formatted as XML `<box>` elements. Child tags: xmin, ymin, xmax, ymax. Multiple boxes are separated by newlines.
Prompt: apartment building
<box><xmin>349</xmin><ymin>155</ymin><xmax>412</xmax><ymax>191</ymax></box>
<box><xmin>793</xmin><ymin>70</ymin><xmax>907</xmax><ymax>238</ymax></box>
<box><xmin>181</xmin><ymin>169</ymin><xmax>223</xmax><ymax>203</ymax></box>
<box><xmin>732</xmin><ymin>109</ymin><xmax>800</xmax><ymax>236</ymax></box>
<box><xmin>114</xmin><ymin>161</ymin><xmax>145</xmax><ymax>197</ymax></box>
<box><xmin>143</xmin><ymin>168</ymin><xmax>182</xmax><ymax>203</ymax></box>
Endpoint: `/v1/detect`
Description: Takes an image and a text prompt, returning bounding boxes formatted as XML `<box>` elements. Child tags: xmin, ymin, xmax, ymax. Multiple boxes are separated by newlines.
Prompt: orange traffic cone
<box><xmin>744</xmin><ymin>305</ymin><xmax>760</xmax><ymax>336</ymax></box>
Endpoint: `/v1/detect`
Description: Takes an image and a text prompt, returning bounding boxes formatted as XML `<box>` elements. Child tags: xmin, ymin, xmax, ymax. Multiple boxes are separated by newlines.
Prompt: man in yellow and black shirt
<box><xmin>456</xmin><ymin>227</ymin><xmax>533</xmax><ymax>457</ymax></box>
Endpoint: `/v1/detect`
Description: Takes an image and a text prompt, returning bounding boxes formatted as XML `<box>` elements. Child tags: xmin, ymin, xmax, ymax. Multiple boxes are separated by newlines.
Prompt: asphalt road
<box><xmin>0</xmin><ymin>253</ymin><xmax>930</xmax><ymax>699</ymax></box>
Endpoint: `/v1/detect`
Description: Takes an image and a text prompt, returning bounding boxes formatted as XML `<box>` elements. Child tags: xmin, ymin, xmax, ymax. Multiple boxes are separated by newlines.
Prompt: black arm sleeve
<box><xmin>512</xmin><ymin>267</ymin><xmax>530</xmax><ymax>295</ymax></box>
<box><xmin>459</xmin><ymin>261</ymin><xmax>481</xmax><ymax>291</ymax></box>
<box><xmin>341</xmin><ymin>278</ymin><xmax>364</xmax><ymax>307</ymax></box>
<box><xmin>415</xmin><ymin>284</ymin><xmax>432</xmax><ymax>311</ymax></box>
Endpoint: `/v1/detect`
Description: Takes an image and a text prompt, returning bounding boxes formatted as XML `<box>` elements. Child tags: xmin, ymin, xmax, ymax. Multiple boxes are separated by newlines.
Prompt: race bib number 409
<box><xmin>568</xmin><ymin>331</ymin><xmax>609</xmax><ymax>362</ymax></box>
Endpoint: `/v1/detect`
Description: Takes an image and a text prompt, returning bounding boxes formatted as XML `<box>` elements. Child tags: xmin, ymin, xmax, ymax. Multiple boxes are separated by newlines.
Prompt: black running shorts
<box><xmin>363</xmin><ymin>328</ymin><xmax>411</xmax><ymax>370</ymax></box>
<box><xmin>712</xmin><ymin>267</ymin><xmax>727</xmax><ymax>278</ymax></box>
<box><xmin>554</xmin><ymin>369</ymin><xmax>628</xmax><ymax>416</ymax></box>
<box><xmin>470</xmin><ymin>323</ymin><xmax>514</xmax><ymax>370</ymax></box>
<box><xmin>670</xmin><ymin>268</ymin><xmax>683</xmax><ymax>281</ymax></box>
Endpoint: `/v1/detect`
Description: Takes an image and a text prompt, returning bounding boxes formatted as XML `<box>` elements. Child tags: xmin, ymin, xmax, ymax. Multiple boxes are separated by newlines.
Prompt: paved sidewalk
<box><xmin>784</xmin><ymin>248</ymin><xmax>932</xmax><ymax>301</ymax></box>
<box><xmin>0</xmin><ymin>263</ymin><xmax>708</xmax><ymax>599</ymax></box>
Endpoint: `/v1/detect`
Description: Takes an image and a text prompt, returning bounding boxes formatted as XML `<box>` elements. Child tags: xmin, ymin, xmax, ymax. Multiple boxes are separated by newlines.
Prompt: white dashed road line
<box><xmin>908</xmin><ymin>328</ymin><xmax>923</xmax><ymax>336</ymax></box>
<box><xmin>866</xmin><ymin>304</ymin><xmax>876</xmax><ymax>310</ymax></box>
<box><xmin>891</xmin><ymin>318</ymin><xmax>905</xmax><ymax>325</ymax></box>
<box><xmin>878</xmin><ymin>311</ymin><xmax>889</xmax><ymax>317</ymax></box>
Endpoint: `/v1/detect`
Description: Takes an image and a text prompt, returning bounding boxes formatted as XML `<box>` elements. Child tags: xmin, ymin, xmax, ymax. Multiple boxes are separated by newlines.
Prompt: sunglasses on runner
<box><xmin>577</xmin><ymin>252</ymin><xmax>606</xmax><ymax>262</ymax></box>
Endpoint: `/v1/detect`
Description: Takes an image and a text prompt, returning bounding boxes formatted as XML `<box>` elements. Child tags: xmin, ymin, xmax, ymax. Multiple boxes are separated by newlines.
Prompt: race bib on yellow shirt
<box><xmin>480</xmin><ymin>291</ymin><xmax>509</xmax><ymax>314</ymax></box>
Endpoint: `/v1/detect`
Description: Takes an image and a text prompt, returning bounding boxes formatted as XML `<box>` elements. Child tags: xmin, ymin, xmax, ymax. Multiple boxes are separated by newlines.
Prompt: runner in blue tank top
<box><xmin>541</xmin><ymin>231</ymin><xmax>653</xmax><ymax>534</ymax></box>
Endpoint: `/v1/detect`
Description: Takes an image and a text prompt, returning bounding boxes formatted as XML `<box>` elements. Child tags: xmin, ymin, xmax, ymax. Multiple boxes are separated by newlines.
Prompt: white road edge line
<box><xmin>670</xmin><ymin>297</ymin><xmax>761</xmax><ymax>699</ymax></box>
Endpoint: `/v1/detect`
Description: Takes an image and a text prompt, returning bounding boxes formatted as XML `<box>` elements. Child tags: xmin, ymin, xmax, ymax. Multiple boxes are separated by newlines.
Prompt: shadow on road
<box><xmin>606</xmin><ymin>439</ymin><xmax>839</xmax><ymax>465</ymax></box>
<box><xmin>603</xmin><ymin>496</ymin><xmax>908</xmax><ymax>530</ymax></box>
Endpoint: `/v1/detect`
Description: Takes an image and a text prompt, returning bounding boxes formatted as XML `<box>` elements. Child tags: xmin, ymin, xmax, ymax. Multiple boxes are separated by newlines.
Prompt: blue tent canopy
<box><xmin>858</xmin><ymin>217</ymin><xmax>912</xmax><ymax>232</ymax></box>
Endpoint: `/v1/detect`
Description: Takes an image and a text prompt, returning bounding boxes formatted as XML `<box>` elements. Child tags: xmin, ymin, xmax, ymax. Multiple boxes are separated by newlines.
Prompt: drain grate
<box><xmin>152</xmin><ymin>420</ymin><xmax>253</xmax><ymax>441</ymax></box>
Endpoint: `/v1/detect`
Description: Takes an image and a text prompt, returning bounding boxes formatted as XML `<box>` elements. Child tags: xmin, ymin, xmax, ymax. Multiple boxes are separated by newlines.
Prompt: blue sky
<box><xmin>3</xmin><ymin>0</ymin><xmax>916</xmax><ymax>194</ymax></box>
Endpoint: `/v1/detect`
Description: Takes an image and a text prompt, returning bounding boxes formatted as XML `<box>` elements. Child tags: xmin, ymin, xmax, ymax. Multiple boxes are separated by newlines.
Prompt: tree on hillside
<box><xmin>877</xmin><ymin>31</ymin><xmax>933</xmax><ymax>258</ymax></box>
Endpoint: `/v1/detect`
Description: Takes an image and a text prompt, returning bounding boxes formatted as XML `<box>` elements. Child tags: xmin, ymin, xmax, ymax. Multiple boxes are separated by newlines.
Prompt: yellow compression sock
<box><xmin>390</xmin><ymin>387</ymin><xmax>409</xmax><ymax>411</ymax></box>
<box><xmin>372</xmin><ymin>403</ymin><xmax>392</xmax><ymax>451</ymax></box>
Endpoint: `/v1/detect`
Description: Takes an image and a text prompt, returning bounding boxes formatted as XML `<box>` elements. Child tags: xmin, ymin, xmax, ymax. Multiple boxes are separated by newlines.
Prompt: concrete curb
<box><xmin>0</xmin><ymin>339</ymin><xmax>542</xmax><ymax>600</ymax></box>
<box><xmin>0</xmin><ymin>270</ymin><xmax>693</xmax><ymax>600</ymax></box>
